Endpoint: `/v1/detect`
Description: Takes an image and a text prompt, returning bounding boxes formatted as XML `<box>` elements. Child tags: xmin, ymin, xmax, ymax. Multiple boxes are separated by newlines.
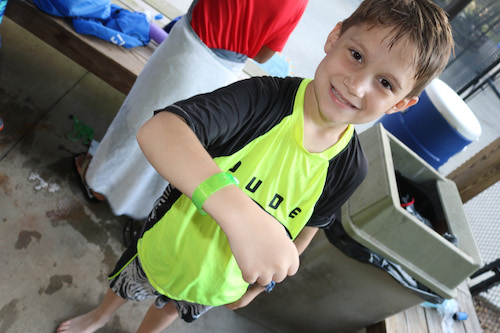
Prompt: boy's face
<box><xmin>311</xmin><ymin>23</ymin><xmax>419</xmax><ymax>126</ymax></box>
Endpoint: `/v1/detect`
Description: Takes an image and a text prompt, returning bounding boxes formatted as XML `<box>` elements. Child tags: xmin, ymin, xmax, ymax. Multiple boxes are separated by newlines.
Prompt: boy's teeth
<box><xmin>332</xmin><ymin>88</ymin><xmax>353</xmax><ymax>107</ymax></box>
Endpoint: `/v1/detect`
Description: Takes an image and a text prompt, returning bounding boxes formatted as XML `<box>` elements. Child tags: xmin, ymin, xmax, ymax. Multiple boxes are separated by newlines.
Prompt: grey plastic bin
<box><xmin>237</xmin><ymin>124</ymin><xmax>482</xmax><ymax>333</ymax></box>
<box><xmin>342</xmin><ymin>123</ymin><xmax>481</xmax><ymax>299</ymax></box>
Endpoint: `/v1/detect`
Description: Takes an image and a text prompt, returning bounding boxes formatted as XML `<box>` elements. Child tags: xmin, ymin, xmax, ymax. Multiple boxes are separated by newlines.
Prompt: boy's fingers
<box><xmin>272</xmin><ymin>271</ymin><xmax>287</xmax><ymax>284</ymax></box>
<box><xmin>241</xmin><ymin>271</ymin><xmax>257</xmax><ymax>285</ymax></box>
<box><xmin>288</xmin><ymin>257</ymin><xmax>300</xmax><ymax>277</ymax></box>
<box><xmin>256</xmin><ymin>275</ymin><xmax>273</xmax><ymax>287</ymax></box>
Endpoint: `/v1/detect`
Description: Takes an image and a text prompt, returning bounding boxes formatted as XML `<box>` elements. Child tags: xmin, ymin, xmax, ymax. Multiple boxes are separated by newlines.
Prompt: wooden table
<box><xmin>367</xmin><ymin>282</ymin><xmax>483</xmax><ymax>333</ymax></box>
<box><xmin>5</xmin><ymin>0</ymin><xmax>266</xmax><ymax>95</ymax></box>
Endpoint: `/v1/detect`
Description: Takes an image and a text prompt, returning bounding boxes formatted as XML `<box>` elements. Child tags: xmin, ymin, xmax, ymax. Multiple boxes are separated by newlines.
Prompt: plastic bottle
<box><xmin>145</xmin><ymin>12</ymin><xmax>168</xmax><ymax>44</ymax></box>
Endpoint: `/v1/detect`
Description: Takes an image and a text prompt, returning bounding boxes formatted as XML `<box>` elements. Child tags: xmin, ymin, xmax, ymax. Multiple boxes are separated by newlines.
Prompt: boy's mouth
<box><xmin>331</xmin><ymin>86</ymin><xmax>358</xmax><ymax>109</ymax></box>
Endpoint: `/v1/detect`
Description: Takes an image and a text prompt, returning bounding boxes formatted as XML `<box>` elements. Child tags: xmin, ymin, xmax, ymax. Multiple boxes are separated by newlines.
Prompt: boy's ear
<box><xmin>386</xmin><ymin>96</ymin><xmax>419</xmax><ymax>115</ymax></box>
<box><xmin>324</xmin><ymin>22</ymin><xmax>343</xmax><ymax>53</ymax></box>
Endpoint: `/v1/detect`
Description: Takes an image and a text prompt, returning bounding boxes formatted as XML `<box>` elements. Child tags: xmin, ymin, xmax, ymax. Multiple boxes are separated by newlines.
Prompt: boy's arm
<box><xmin>137</xmin><ymin>111</ymin><xmax>299</xmax><ymax>286</ymax></box>
<box><xmin>225</xmin><ymin>227</ymin><xmax>319</xmax><ymax>310</ymax></box>
<box><xmin>293</xmin><ymin>226</ymin><xmax>319</xmax><ymax>255</ymax></box>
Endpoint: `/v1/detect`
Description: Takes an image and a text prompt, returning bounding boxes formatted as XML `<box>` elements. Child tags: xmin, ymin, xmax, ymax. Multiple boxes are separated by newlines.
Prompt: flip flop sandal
<box><xmin>74</xmin><ymin>154</ymin><xmax>102</xmax><ymax>202</ymax></box>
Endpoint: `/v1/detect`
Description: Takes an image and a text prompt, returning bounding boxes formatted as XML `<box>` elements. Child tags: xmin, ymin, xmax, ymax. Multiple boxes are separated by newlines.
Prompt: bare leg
<box><xmin>136</xmin><ymin>301</ymin><xmax>178</xmax><ymax>333</ymax></box>
<box><xmin>56</xmin><ymin>288</ymin><xmax>127</xmax><ymax>333</ymax></box>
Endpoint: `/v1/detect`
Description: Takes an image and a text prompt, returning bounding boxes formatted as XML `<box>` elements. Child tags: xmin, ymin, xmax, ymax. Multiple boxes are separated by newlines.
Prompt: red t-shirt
<box><xmin>191</xmin><ymin>0</ymin><xmax>308</xmax><ymax>59</ymax></box>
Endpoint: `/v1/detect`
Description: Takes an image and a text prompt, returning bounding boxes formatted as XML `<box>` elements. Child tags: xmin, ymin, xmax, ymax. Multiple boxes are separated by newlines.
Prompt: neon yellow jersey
<box><xmin>138</xmin><ymin>77</ymin><xmax>363</xmax><ymax>306</ymax></box>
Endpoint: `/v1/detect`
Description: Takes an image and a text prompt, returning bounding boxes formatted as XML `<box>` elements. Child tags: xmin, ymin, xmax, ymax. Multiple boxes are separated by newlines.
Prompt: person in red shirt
<box><xmin>191</xmin><ymin>0</ymin><xmax>307</xmax><ymax>63</ymax></box>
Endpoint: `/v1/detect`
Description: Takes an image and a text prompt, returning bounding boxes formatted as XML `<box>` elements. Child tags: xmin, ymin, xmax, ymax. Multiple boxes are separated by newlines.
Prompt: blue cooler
<box><xmin>378</xmin><ymin>79</ymin><xmax>481</xmax><ymax>169</ymax></box>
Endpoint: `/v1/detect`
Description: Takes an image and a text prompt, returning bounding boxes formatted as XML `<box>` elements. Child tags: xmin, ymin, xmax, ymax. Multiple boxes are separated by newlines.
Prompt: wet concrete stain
<box><xmin>45</xmin><ymin>155</ymin><xmax>74</xmax><ymax>180</ymax></box>
<box><xmin>0</xmin><ymin>299</ymin><xmax>20</xmax><ymax>333</ymax></box>
<box><xmin>46</xmin><ymin>198</ymin><xmax>126</xmax><ymax>246</ymax></box>
<box><xmin>0</xmin><ymin>173</ymin><xmax>12</xmax><ymax>196</ymax></box>
<box><xmin>97</xmin><ymin>244</ymin><xmax>120</xmax><ymax>283</ymax></box>
<box><xmin>45</xmin><ymin>205</ymin><xmax>109</xmax><ymax>246</ymax></box>
<box><xmin>42</xmin><ymin>275</ymin><xmax>73</xmax><ymax>295</ymax></box>
<box><xmin>102</xmin><ymin>244</ymin><xmax>119</xmax><ymax>273</ymax></box>
<box><xmin>46</xmin><ymin>207</ymin><xmax>71</xmax><ymax>228</ymax></box>
<box><xmin>58</xmin><ymin>144</ymin><xmax>76</xmax><ymax>155</ymax></box>
<box><xmin>0</xmin><ymin>89</ymin><xmax>41</xmax><ymax>157</ymax></box>
<box><xmin>18</xmin><ymin>131</ymin><xmax>36</xmax><ymax>158</ymax></box>
<box><xmin>15</xmin><ymin>230</ymin><xmax>42</xmax><ymax>249</ymax></box>
<box><xmin>21</xmin><ymin>157</ymin><xmax>42</xmax><ymax>171</ymax></box>
<box><xmin>48</xmin><ymin>155</ymin><xmax>92</xmax><ymax>200</ymax></box>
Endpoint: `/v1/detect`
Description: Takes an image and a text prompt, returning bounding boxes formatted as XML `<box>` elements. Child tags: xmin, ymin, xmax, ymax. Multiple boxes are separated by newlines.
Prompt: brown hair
<box><xmin>341</xmin><ymin>0</ymin><xmax>454</xmax><ymax>97</ymax></box>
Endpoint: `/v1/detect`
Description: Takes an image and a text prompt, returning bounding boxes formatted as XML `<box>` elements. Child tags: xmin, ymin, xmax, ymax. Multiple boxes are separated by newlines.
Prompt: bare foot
<box><xmin>56</xmin><ymin>309</ymin><xmax>108</xmax><ymax>333</ymax></box>
<box><xmin>75</xmin><ymin>153</ymin><xmax>106</xmax><ymax>202</ymax></box>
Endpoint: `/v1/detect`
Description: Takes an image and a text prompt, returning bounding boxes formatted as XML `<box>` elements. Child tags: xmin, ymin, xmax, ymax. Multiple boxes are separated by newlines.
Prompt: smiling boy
<box><xmin>57</xmin><ymin>1</ymin><xmax>453</xmax><ymax>332</ymax></box>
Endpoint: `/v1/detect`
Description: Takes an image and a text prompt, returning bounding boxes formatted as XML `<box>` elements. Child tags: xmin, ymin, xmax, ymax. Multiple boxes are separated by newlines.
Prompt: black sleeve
<box><xmin>156</xmin><ymin>76</ymin><xmax>302</xmax><ymax>157</ymax></box>
<box><xmin>306</xmin><ymin>132</ymin><xmax>368</xmax><ymax>228</ymax></box>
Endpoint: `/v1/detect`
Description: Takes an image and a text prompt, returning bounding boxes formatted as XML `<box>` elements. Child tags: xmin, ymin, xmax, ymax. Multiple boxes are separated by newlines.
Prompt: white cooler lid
<box><xmin>425</xmin><ymin>79</ymin><xmax>482</xmax><ymax>141</ymax></box>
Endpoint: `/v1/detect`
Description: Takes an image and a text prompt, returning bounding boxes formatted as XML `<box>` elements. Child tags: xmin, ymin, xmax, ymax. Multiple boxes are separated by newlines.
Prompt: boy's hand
<box><xmin>235</xmin><ymin>213</ymin><xmax>299</xmax><ymax>286</ymax></box>
<box><xmin>204</xmin><ymin>186</ymin><xmax>300</xmax><ymax>286</ymax></box>
<box><xmin>231</xmin><ymin>214</ymin><xmax>299</xmax><ymax>286</ymax></box>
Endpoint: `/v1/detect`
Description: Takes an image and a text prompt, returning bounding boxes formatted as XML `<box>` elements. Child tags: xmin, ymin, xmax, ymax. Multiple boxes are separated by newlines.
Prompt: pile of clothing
<box><xmin>33</xmin><ymin>0</ymin><xmax>150</xmax><ymax>48</ymax></box>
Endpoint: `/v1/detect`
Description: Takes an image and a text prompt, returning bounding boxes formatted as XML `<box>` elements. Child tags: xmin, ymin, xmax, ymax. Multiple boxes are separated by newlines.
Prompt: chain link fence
<box><xmin>434</xmin><ymin>0</ymin><xmax>500</xmax><ymax>95</ymax></box>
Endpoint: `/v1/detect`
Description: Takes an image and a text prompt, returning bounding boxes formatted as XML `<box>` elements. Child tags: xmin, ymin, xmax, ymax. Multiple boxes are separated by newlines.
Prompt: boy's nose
<box><xmin>344</xmin><ymin>76</ymin><xmax>366</xmax><ymax>98</ymax></box>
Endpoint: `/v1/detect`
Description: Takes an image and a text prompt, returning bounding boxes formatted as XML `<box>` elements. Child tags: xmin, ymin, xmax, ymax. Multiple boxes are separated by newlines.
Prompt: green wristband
<box><xmin>192</xmin><ymin>172</ymin><xmax>239</xmax><ymax>215</ymax></box>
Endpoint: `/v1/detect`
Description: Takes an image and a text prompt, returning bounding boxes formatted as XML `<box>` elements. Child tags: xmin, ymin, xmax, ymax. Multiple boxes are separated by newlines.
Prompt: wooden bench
<box><xmin>5</xmin><ymin>0</ymin><xmax>266</xmax><ymax>95</ymax></box>
<box><xmin>366</xmin><ymin>281</ymin><xmax>483</xmax><ymax>333</ymax></box>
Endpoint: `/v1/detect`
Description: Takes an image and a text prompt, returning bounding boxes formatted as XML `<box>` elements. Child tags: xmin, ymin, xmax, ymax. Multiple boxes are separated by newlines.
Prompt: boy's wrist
<box><xmin>192</xmin><ymin>172</ymin><xmax>239</xmax><ymax>215</ymax></box>
<box><xmin>201</xmin><ymin>184</ymin><xmax>254</xmax><ymax>229</ymax></box>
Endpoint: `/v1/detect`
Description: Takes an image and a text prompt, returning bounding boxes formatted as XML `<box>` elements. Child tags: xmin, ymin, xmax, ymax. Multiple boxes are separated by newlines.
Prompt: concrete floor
<box><xmin>0</xmin><ymin>18</ymin><xmax>277</xmax><ymax>333</ymax></box>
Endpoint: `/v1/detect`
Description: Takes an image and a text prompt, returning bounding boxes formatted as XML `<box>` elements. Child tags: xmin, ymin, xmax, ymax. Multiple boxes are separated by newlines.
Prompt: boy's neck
<box><xmin>302</xmin><ymin>81</ymin><xmax>350</xmax><ymax>154</ymax></box>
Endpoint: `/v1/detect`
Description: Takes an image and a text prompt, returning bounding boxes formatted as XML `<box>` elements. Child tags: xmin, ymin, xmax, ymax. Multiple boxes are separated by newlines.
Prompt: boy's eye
<box><xmin>350</xmin><ymin>50</ymin><xmax>362</xmax><ymax>63</ymax></box>
<box><xmin>379</xmin><ymin>78</ymin><xmax>393</xmax><ymax>91</ymax></box>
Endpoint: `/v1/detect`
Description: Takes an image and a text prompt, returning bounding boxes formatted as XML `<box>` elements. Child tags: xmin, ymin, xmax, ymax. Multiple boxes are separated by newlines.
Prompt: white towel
<box><xmin>86</xmin><ymin>16</ymin><xmax>244</xmax><ymax>219</ymax></box>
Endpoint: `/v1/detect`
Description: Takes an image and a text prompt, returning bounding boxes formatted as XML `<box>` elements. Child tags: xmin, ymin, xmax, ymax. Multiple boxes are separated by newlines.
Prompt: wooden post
<box><xmin>447</xmin><ymin>137</ymin><xmax>500</xmax><ymax>203</ymax></box>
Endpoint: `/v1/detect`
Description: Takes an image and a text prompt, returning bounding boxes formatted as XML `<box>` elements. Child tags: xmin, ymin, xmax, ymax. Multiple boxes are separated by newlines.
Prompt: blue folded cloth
<box><xmin>33</xmin><ymin>1</ymin><xmax>150</xmax><ymax>48</ymax></box>
<box><xmin>33</xmin><ymin>0</ymin><xmax>111</xmax><ymax>19</ymax></box>
<box><xmin>73</xmin><ymin>4</ymin><xmax>150</xmax><ymax>48</ymax></box>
